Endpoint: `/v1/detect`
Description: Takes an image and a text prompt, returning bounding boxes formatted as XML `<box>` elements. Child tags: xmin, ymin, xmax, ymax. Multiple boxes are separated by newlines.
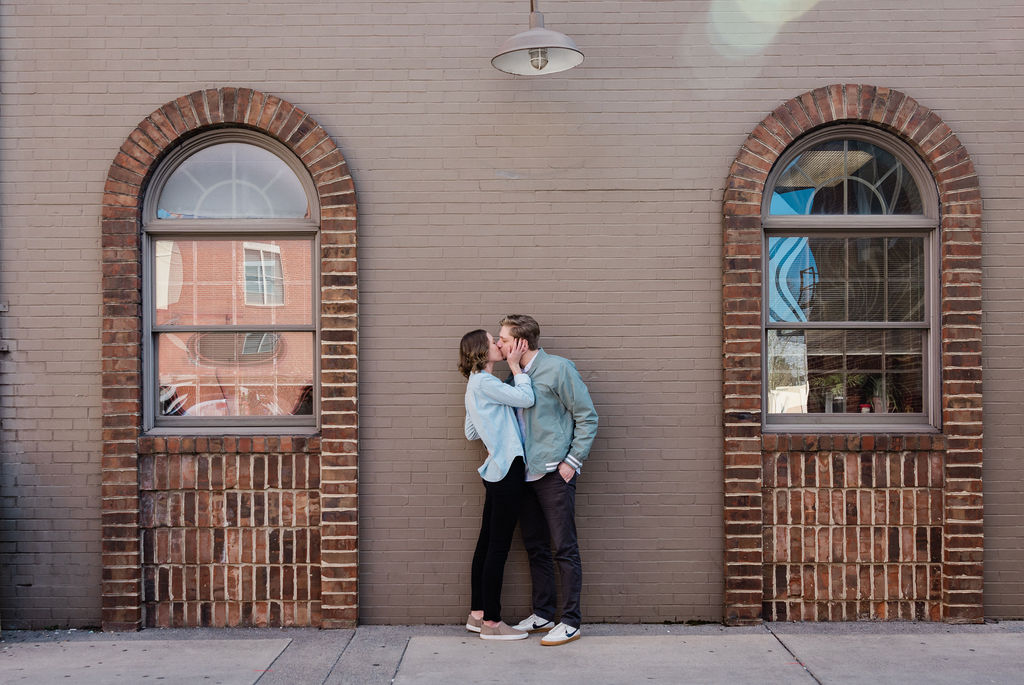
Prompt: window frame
<box><xmin>761</xmin><ymin>125</ymin><xmax>941</xmax><ymax>432</ymax></box>
<box><xmin>141</xmin><ymin>129</ymin><xmax>321</xmax><ymax>432</ymax></box>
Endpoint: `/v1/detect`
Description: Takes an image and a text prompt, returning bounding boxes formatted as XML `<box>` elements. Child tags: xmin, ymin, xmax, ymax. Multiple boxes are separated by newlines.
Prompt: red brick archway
<box><xmin>101</xmin><ymin>88</ymin><xmax>358</xmax><ymax>630</ymax></box>
<box><xmin>722</xmin><ymin>85</ymin><xmax>983</xmax><ymax>624</ymax></box>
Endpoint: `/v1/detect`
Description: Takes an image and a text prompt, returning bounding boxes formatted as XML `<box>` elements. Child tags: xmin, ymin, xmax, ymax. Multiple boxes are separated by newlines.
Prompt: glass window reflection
<box><xmin>153</xmin><ymin>239</ymin><xmax>312</xmax><ymax>327</ymax></box>
<box><xmin>770</xmin><ymin>139</ymin><xmax>923</xmax><ymax>216</ymax></box>
<box><xmin>767</xmin><ymin>330</ymin><xmax>924</xmax><ymax>414</ymax></box>
<box><xmin>157</xmin><ymin>332</ymin><xmax>314</xmax><ymax>417</ymax></box>
<box><xmin>768</xmin><ymin>236</ymin><xmax>925</xmax><ymax>325</ymax></box>
<box><xmin>157</xmin><ymin>143</ymin><xmax>310</xmax><ymax>219</ymax></box>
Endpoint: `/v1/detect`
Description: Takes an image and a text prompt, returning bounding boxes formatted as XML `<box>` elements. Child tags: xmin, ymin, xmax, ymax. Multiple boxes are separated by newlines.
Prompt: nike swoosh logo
<box><xmin>566</xmin><ymin>629</ymin><xmax>577</xmax><ymax>637</ymax></box>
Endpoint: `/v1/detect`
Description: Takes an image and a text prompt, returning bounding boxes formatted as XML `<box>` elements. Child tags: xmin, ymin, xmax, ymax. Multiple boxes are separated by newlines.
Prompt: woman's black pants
<box><xmin>470</xmin><ymin>456</ymin><xmax>525</xmax><ymax>622</ymax></box>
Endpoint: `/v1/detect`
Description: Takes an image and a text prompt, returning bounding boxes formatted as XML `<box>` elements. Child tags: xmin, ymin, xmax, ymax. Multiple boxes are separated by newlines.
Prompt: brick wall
<box><xmin>722</xmin><ymin>85</ymin><xmax>984</xmax><ymax>624</ymax></box>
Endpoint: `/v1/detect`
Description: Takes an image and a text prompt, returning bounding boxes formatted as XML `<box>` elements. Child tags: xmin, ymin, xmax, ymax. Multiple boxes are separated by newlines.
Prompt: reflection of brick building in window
<box><xmin>156</xmin><ymin>239</ymin><xmax>313</xmax><ymax>417</ymax></box>
<box><xmin>244</xmin><ymin>244</ymin><xmax>285</xmax><ymax>306</ymax></box>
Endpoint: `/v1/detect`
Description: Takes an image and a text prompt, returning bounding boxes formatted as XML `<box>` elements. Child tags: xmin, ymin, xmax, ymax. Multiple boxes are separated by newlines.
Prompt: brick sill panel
<box><xmin>761</xmin><ymin>434</ymin><xmax>946</xmax><ymax>452</ymax></box>
<box><xmin>136</xmin><ymin>434</ymin><xmax>324</xmax><ymax>628</ymax></box>
<box><xmin>138</xmin><ymin>435</ymin><xmax>321</xmax><ymax>455</ymax></box>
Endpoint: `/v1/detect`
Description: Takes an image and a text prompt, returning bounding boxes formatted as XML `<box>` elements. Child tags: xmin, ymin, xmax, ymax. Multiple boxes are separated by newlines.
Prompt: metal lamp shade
<box><xmin>491</xmin><ymin>14</ymin><xmax>584</xmax><ymax>76</ymax></box>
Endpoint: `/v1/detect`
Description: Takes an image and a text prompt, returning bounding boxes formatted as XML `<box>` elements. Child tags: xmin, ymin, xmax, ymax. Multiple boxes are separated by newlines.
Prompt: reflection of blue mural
<box><xmin>157</xmin><ymin>208</ymin><xmax>192</xmax><ymax>219</ymax></box>
<box><xmin>768</xmin><ymin>237</ymin><xmax>816</xmax><ymax>323</ymax></box>
<box><xmin>769</xmin><ymin>188</ymin><xmax>814</xmax><ymax>215</ymax></box>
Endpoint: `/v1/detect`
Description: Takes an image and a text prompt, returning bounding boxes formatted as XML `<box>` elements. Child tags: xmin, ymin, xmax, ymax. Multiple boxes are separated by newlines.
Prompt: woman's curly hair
<box><xmin>458</xmin><ymin>329</ymin><xmax>490</xmax><ymax>378</ymax></box>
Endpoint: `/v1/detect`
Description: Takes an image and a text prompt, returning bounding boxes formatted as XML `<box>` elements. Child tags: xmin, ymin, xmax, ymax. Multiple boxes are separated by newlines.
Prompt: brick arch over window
<box><xmin>101</xmin><ymin>88</ymin><xmax>358</xmax><ymax>630</ymax></box>
<box><xmin>722</xmin><ymin>85</ymin><xmax>982</xmax><ymax>625</ymax></box>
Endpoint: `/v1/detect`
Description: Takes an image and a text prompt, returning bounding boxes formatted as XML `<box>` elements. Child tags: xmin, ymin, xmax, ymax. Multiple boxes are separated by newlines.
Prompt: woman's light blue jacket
<box><xmin>464</xmin><ymin>371</ymin><xmax>535</xmax><ymax>482</ymax></box>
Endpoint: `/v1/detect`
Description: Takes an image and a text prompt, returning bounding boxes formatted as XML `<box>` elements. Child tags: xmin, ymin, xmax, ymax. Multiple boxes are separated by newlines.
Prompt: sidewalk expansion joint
<box><xmin>390</xmin><ymin>636</ymin><xmax>411</xmax><ymax>684</ymax></box>
<box><xmin>254</xmin><ymin>637</ymin><xmax>294</xmax><ymax>685</ymax></box>
<box><xmin>764</xmin><ymin>624</ymin><xmax>823</xmax><ymax>685</ymax></box>
<box><xmin>318</xmin><ymin>630</ymin><xmax>356</xmax><ymax>685</ymax></box>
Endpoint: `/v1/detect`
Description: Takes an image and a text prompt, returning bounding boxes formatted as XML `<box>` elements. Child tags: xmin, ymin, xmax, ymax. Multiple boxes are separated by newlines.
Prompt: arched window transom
<box><xmin>157</xmin><ymin>142</ymin><xmax>310</xmax><ymax>220</ymax></box>
<box><xmin>770</xmin><ymin>139</ymin><xmax>923</xmax><ymax>216</ymax></box>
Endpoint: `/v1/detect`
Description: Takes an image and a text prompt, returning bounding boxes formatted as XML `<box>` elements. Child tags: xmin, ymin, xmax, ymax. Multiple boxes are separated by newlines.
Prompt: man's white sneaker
<box><xmin>540</xmin><ymin>622</ymin><xmax>581</xmax><ymax>646</ymax></box>
<box><xmin>512</xmin><ymin>614</ymin><xmax>556</xmax><ymax>634</ymax></box>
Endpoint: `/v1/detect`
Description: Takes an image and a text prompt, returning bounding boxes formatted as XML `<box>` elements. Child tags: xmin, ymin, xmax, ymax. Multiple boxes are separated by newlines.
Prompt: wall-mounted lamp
<box><xmin>491</xmin><ymin>0</ymin><xmax>584</xmax><ymax>76</ymax></box>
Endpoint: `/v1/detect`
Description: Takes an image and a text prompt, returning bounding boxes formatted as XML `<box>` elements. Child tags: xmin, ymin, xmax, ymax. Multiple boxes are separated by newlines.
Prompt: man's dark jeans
<box><xmin>520</xmin><ymin>470</ymin><xmax>581</xmax><ymax>628</ymax></box>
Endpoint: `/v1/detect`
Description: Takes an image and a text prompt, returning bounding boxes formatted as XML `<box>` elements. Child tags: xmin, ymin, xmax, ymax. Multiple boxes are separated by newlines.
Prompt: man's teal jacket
<box><xmin>518</xmin><ymin>348</ymin><xmax>598</xmax><ymax>475</ymax></box>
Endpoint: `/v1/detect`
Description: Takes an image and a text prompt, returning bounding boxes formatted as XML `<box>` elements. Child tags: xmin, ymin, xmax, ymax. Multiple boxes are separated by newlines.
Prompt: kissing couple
<box><xmin>458</xmin><ymin>314</ymin><xmax>598</xmax><ymax>645</ymax></box>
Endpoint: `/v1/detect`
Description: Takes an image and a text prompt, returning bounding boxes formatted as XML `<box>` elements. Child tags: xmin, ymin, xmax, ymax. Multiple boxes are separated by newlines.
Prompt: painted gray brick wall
<box><xmin>1</xmin><ymin>0</ymin><xmax>1022</xmax><ymax>625</ymax></box>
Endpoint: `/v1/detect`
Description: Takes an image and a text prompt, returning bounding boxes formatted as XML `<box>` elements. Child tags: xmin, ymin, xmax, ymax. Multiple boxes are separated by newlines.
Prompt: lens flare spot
<box><xmin>708</xmin><ymin>0</ymin><xmax>822</xmax><ymax>58</ymax></box>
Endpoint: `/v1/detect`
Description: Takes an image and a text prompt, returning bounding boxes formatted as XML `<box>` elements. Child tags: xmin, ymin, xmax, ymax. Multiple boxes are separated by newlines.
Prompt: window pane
<box><xmin>845</xmin><ymin>330</ymin><xmax>883</xmax><ymax>412</ymax></box>
<box><xmin>848</xmin><ymin>238</ymin><xmax>884</xmax><ymax>279</ymax></box>
<box><xmin>847</xmin><ymin>179</ymin><xmax>885</xmax><ymax>214</ymax></box>
<box><xmin>157</xmin><ymin>332</ymin><xmax>314</xmax><ymax>417</ymax></box>
<box><xmin>887</xmin><ymin>279</ymin><xmax>925</xmax><ymax>322</ymax></box>
<box><xmin>807</xmin><ymin>328</ymin><xmax>850</xmax><ymax>413</ymax></box>
<box><xmin>848</xmin><ymin>139</ymin><xmax>923</xmax><ymax>215</ymax></box>
<box><xmin>847</xmin><ymin>236</ymin><xmax>886</xmax><ymax>321</ymax></box>
<box><xmin>153</xmin><ymin>239</ymin><xmax>312</xmax><ymax>326</ymax></box>
<box><xmin>884</xmin><ymin>328</ymin><xmax>924</xmax><ymax>413</ymax></box>
<box><xmin>770</xmin><ymin>139</ymin><xmax>924</xmax><ymax>216</ymax></box>
<box><xmin>886</xmin><ymin>370</ymin><xmax>924</xmax><ymax>414</ymax></box>
<box><xmin>768</xmin><ymin>237</ymin><xmax>846</xmax><ymax>323</ymax></box>
<box><xmin>244</xmin><ymin>246</ymin><xmax>285</xmax><ymax>306</ymax></box>
<box><xmin>887</xmin><ymin>237</ymin><xmax>924</xmax><ymax>279</ymax></box>
<box><xmin>810</xmin><ymin>184</ymin><xmax>845</xmax><ymax>215</ymax></box>
<box><xmin>886</xmin><ymin>237</ymin><xmax>925</xmax><ymax>322</ymax></box>
<box><xmin>770</xmin><ymin>236</ymin><xmax>925</xmax><ymax>324</ymax></box>
<box><xmin>848</xmin><ymin>140</ymin><xmax>891</xmax><ymax>214</ymax></box>
<box><xmin>767</xmin><ymin>328</ymin><xmax>924</xmax><ymax>415</ymax></box>
<box><xmin>771</xmin><ymin>140</ymin><xmax>845</xmax><ymax>216</ymax></box>
<box><xmin>885</xmin><ymin>329</ymin><xmax>922</xmax><ymax>365</ymax></box>
<box><xmin>848</xmin><ymin>139</ymin><xmax>891</xmax><ymax>186</ymax></box>
<box><xmin>848</xmin><ymin>279</ymin><xmax>885</xmax><ymax>321</ymax></box>
<box><xmin>766</xmin><ymin>329</ymin><xmax>810</xmax><ymax>414</ymax></box>
<box><xmin>157</xmin><ymin>143</ymin><xmax>310</xmax><ymax>219</ymax></box>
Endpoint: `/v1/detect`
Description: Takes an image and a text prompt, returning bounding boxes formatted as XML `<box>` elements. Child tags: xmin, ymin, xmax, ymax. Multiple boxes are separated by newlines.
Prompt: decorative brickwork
<box><xmin>101</xmin><ymin>88</ymin><xmax>357</xmax><ymax>630</ymax></box>
<box><xmin>139</xmin><ymin>436</ymin><xmax>322</xmax><ymax>627</ymax></box>
<box><xmin>762</xmin><ymin>433</ymin><xmax>945</xmax><ymax>621</ymax></box>
<box><xmin>722</xmin><ymin>85</ymin><xmax>983</xmax><ymax>624</ymax></box>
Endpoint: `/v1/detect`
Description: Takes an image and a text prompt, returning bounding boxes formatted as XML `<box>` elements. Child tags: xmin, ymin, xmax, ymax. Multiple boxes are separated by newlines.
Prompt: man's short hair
<box><xmin>499</xmin><ymin>314</ymin><xmax>540</xmax><ymax>350</ymax></box>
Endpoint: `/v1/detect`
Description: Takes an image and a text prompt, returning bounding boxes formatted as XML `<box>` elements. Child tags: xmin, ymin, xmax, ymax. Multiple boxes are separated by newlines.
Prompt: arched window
<box><xmin>143</xmin><ymin>130</ymin><xmax>319</xmax><ymax>429</ymax></box>
<box><xmin>763</xmin><ymin>125</ymin><xmax>939</xmax><ymax>429</ymax></box>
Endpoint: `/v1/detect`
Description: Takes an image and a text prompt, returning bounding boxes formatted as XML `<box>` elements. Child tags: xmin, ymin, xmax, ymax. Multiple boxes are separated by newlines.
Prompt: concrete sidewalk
<box><xmin>2</xmin><ymin>621</ymin><xmax>1023</xmax><ymax>684</ymax></box>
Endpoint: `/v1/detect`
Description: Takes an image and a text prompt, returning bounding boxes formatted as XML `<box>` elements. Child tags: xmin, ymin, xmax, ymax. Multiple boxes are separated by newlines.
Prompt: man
<box><xmin>496</xmin><ymin>314</ymin><xmax>598</xmax><ymax>646</ymax></box>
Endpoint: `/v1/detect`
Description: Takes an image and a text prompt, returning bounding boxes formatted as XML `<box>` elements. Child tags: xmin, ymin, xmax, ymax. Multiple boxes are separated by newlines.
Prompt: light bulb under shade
<box><xmin>529</xmin><ymin>48</ymin><xmax>549</xmax><ymax>71</ymax></box>
<box><xmin>491</xmin><ymin>26</ymin><xmax>584</xmax><ymax>76</ymax></box>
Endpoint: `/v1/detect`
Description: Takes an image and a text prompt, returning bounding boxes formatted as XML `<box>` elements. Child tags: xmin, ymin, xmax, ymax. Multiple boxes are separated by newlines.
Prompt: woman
<box><xmin>459</xmin><ymin>329</ymin><xmax>534</xmax><ymax>641</ymax></box>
